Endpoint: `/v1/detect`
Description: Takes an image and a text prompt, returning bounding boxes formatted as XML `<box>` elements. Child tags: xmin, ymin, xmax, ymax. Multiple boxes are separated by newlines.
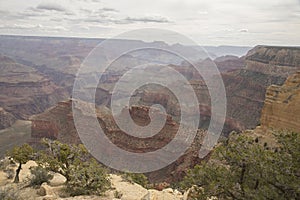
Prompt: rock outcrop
<box><xmin>260</xmin><ymin>71</ymin><xmax>300</xmax><ymax>132</ymax></box>
<box><xmin>30</xmin><ymin>100</ymin><xmax>80</xmax><ymax>145</ymax></box>
<box><xmin>223</xmin><ymin>46</ymin><xmax>300</xmax><ymax>129</ymax></box>
<box><xmin>0</xmin><ymin>159</ymin><xmax>185</xmax><ymax>200</ymax></box>
<box><xmin>30</xmin><ymin>99</ymin><xmax>206</xmax><ymax>183</ymax></box>
<box><xmin>214</xmin><ymin>55</ymin><xmax>245</xmax><ymax>72</ymax></box>
<box><xmin>132</xmin><ymin>46</ymin><xmax>300</xmax><ymax>133</ymax></box>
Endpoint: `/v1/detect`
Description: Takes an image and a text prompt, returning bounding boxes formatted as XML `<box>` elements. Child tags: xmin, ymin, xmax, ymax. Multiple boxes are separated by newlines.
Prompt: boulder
<box><xmin>148</xmin><ymin>188</ymin><xmax>183</xmax><ymax>200</ymax></box>
<box><xmin>49</xmin><ymin>173</ymin><xmax>66</xmax><ymax>187</ymax></box>
<box><xmin>110</xmin><ymin>174</ymin><xmax>149</xmax><ymax>200</ymax></box>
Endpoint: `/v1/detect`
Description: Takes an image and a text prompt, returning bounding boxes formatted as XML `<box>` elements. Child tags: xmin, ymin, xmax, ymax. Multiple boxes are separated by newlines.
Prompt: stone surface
<box><xmin>221</xmin><ymin>46</ymin><xmax>300</xmax><ymax>129</ymax></box>
<box><xmin>148</xmin><ymin>188</ymin><xmax>183</xmax><ymax>200</ymax></box>
<box><xmin>15</xmin><ymin>160</ymin><xmax>38</xmax><ymax>182</ymax></box>
<box><xmin>260</xmin><ymin>71</ymin><xmax>300</xmax><ymax>132</ymax></box>
<box><xmin>110</xmin><ymin>174</ymin><xmax>149</xmax><ymax>200</ymax></box>
<box><xmin>49</xmin><ymin>173</ymin><xmax>67</xmax><ymax>187</ymax></box>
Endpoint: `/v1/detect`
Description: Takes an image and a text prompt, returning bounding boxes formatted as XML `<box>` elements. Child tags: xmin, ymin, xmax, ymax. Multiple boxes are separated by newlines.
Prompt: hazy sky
<box><xmin>0</xmin><ymin>0</ymin><xmax>299</xmax><ymax>46</ymax></box>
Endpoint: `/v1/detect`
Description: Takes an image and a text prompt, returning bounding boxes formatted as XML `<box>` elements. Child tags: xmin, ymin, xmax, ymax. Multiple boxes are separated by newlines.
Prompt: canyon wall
<box><xmin>30</xmin><ymin>99</ymin><xmax>206</xmax><ymax>183</ymax></box>
<box><xmin>260</xmin><ymin>71</ymin><xmax>300</xmax><ymax>133</ymax></box>
<box><xmin>0</xmin><ymin>55</ymin><xmax>69</xmax><ymax>120</ymax></box>
<box><xmin>223</xmin><ymin>46</ymin><xmax>300</xmax><ymax>129</ymax></box>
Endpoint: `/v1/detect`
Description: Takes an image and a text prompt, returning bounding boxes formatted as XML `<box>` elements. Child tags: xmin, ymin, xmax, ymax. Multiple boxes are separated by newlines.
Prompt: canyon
<box><xmin>30</xmin><ymin>99</ymin><xmax>206</xmax><ymax>183</ymax></box>
<box><xmin>0</xmin><ymin>35</ymin><xmax>299</xmax><ymax>186</ymax></box>
<box><xmin>0</xmin><ymin>55</ymin><xmax>69</xmax><ymax>120</ymax></box>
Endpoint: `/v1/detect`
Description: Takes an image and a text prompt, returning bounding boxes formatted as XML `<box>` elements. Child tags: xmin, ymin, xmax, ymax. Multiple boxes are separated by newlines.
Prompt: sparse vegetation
<box><xmin>37</xmin><ymin>139</ymin><xmax>89</xmax><ymax>182</ymax></box>
<box><xmin>180</xmin><ymin>131</ymin><xmax>300</xmax><ymax>200</ymax></box>
<box><xmin>37</xmin><ymin>139</ymin><xmax>111</xmax><ymax>196</ymax></box>
<box><xmin>29</xmin><ymin>166</ymin><xmax>53</xmax><ymax>187</ymax></box>
<box><xmin>7</xmin><ymin>144</ymin><xmax>34</xmax><ymax>183</ymax></box>
<box><xmin>67</xmin><ymin>158</ymin><xmax>111</xmax><ymax>196</ymax></box>
<box><xmin>114</xmin><ymin>190</ymin><xmax>123</xmax><ymax>198</ymax></box>
<box><xmin>122</xmin><ymin>172</ymin><xmax>149</xmax><ymax>188</ymax></box>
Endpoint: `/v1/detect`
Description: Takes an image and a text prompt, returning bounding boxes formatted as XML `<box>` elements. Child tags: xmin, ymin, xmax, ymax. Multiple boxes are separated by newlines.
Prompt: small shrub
<box><xmin>3</xmin><ymin>168</ymin><xmax>14</xmax><ymax>179</ymax></box>
<box><xmin>66</xmin><ymin>159</ymin><xmax>111</xmax><ymax>196</ymax></box>
<box><xmin>114</xmin><ymin>190</ymin><xmax>123</xmax><ymax>198</ymax></box>
<box><xmin>122</xmin><ymin>172</ymin><xmax>149</xmax><ymax>188</ymax></box>
<box><xmin>0</xmin><ymin>158</ymin><xmax>10</xmax><ymax>170</ymax></box>
<box><xmin>29</xmin><ymin>166</ymin><xmax>53</xmax><ymax>187</ymax></box>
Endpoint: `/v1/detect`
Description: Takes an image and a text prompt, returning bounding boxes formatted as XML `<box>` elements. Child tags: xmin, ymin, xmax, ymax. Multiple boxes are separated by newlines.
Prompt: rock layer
<box><xmin>30</xmin><ymin>99</ymin><xmax>206</xmax><ymax>183</ymax></box>
<box><xmin>223</xmin><ymin>46</ymin><xmax>300</xmax><ymax>129</ymax></box>
<box><xmin>0</xmin><ymin>55</ymin><xmax>69</xmax><ymax>119</ymax></box>
<box><xmin>260</xmin><ymin>71</ymin><xmax>300</xmax><ymax>132</ymax></box>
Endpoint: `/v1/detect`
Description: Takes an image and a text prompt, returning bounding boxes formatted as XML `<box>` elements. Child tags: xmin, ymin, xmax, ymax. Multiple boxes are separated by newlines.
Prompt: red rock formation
<box><xmin>30</xmin><ymin>100</ymin><xmax>80</xmax><ymax>145</ymax></box>
<box><xmin>31</xmin><ymin>120</ymin><xmax>59</xmax><ymax>140</ymax></box>
<box><xmin>30</xmin><ymin>99</ymin><xmax>207</xmax><ymax>183</ymax></box>
<box><xmin>222</xmin><ymin>46</ymin><xmax>300</xmax><ymax>129</ymax></box>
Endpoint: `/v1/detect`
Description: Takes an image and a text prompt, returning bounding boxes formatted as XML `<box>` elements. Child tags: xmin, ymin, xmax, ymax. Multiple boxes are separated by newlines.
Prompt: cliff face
<box><xmin>30</xmin><ymin>100</ymin><xmax>205</xmax><ymax>183</ymax></box>
<box><xmin>248</xmin><ymin>43</ymin><xmax>298</xmax><ymax>68</ymax></box>
<box><xmin>134</xmin><ymin>46</ymin><xmax>300</xmax><ymax>132</ymax></box>
<box><xmin>223</xmin><ymin>46</ymin><xmax>300</xmax><ymax>129</ymax></box>
<box><xmin>30</xmin><ymin>100</ymin><xmax>79</xmax><ymax>144</ymax></box>
<box><xmin>260</xmin><ymin>71</ymin><xmax>300</xmax><ymax>132</ymax></box>
<box><xmin>0</xmin><ymin>55</ymin><xmax>69</xmax><ymax>119</ymax></box>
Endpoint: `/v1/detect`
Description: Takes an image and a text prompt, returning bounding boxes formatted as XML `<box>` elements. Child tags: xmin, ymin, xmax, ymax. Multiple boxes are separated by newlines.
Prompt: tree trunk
<box><xmin>14</xmin><ymin>163</ymin><xmax>22</xmax><ymax>183</ymax></box>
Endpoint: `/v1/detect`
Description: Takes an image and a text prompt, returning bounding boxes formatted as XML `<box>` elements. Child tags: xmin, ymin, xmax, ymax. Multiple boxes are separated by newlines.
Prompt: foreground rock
<box><xmin>0</xmin><ymin>160</ymin><xmax>184</xmax><ymax>200</ymax></box>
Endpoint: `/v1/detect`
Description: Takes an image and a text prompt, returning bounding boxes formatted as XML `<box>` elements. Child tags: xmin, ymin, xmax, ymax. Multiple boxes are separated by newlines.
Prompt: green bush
<box><xmin>180</xmin><ymin>132</ymin><xmax>300</xmax><ymax>200</ymax></box>
<box><xmin>7</xmin><ymin>144</ymin><xmax>34</xmax><ymax>183</ymax></box>
<box><xmin>29</xmin><ymin>166</ymin><xmax>53</xmax><ymax>187</ymax></box>
<box><xmin>122</xmin><ymin>172</ymin><xmax>149</xmax><ymax>188</ymax></box>
<box><xmin>37</xmin><ymin>139</ymin><xmax>111</xmax><ymax>197</ymax></box>
<box><xmin>114</xmin><ymin>190</ymin><xmax>123</xmax><ymax>198</ymax></box>
<box><xmin>66</xmin><ymin>158</ymin><xmax>111</xmax><ymax>196</ymax></box>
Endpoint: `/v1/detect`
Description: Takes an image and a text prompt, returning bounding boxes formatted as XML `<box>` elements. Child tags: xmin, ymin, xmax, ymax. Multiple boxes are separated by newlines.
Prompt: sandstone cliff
<box><xmin>133</xmin><ymin>46</ymin><xmax>300</xmax><ymax>133</ymax></box>
<box><xmin>260</xmin><ymin>71</ymin><xmax>300</xmax><ymax>132</ymax></box>
<box><xmin>223</xmin><ymin>46</ymin><xmax>300</xmax><ymax>129</ymax></box>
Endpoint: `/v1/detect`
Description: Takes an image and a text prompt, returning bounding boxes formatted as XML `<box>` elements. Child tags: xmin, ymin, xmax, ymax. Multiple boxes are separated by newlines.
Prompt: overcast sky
<box><xmin>0</xmin><ymin>0</ymin><xmax>299</xmax><ymax>46</ymax></box>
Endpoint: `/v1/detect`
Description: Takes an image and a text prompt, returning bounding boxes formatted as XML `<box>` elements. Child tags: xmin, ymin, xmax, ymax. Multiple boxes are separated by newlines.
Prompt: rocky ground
<box><xmin>0</xmin><ymin>160</ymin><xmax>190</xmax><ymax>200</ymax></box>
